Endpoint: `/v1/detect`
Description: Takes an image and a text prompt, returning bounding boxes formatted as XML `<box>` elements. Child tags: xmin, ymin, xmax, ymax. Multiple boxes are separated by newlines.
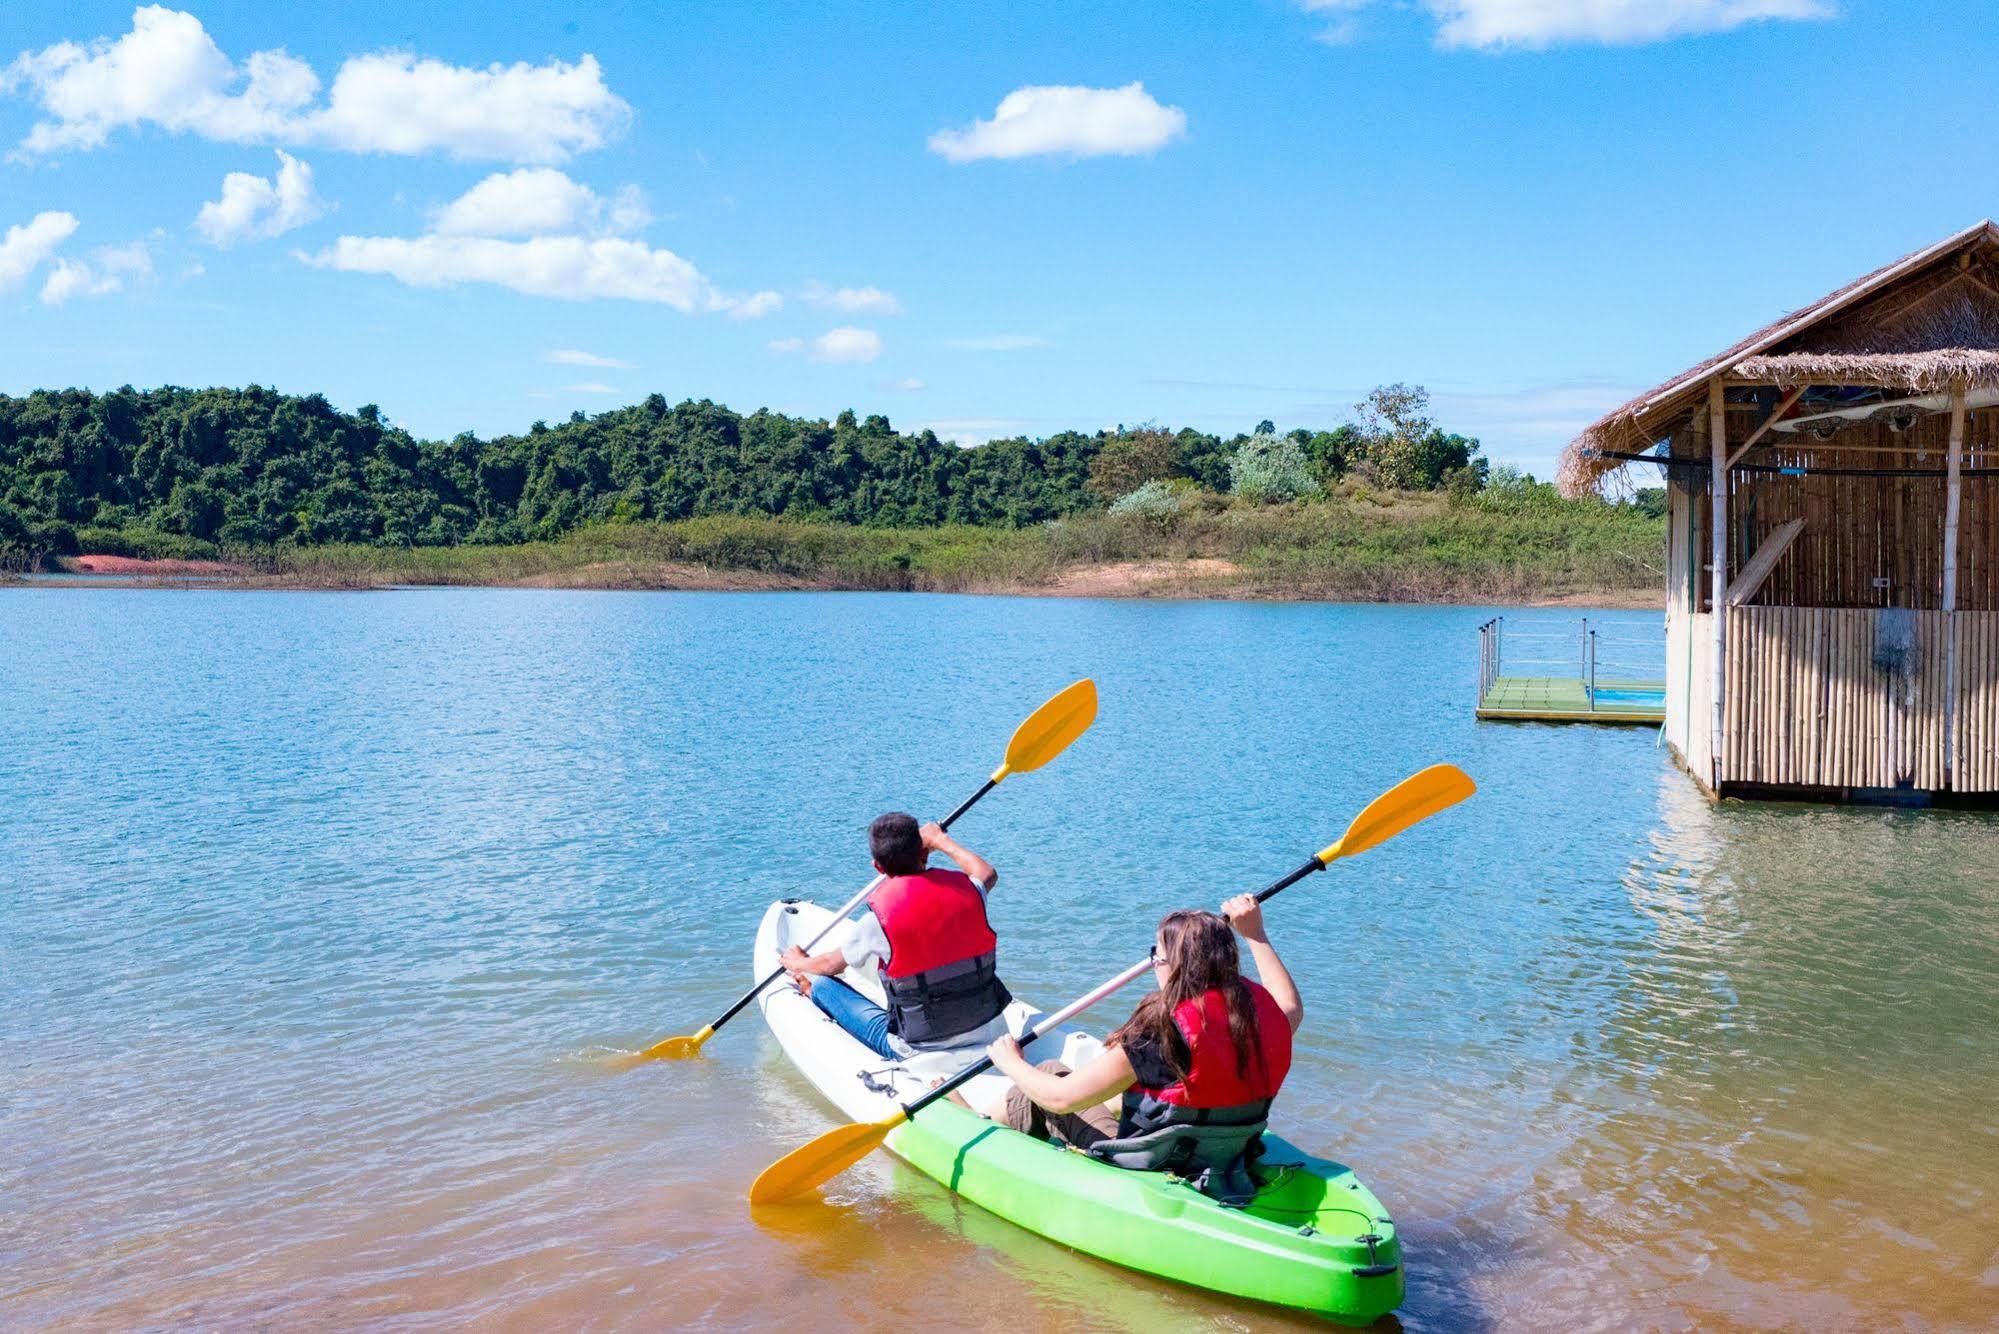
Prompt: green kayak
<box><xmin>754</xmin><ymin>898</ymin><xmax>1404</xmax><ymax>1324</ymax></box>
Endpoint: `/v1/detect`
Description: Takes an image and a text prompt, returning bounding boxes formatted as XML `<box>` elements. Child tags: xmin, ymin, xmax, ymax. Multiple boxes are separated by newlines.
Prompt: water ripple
<box><xmin>2</xmin><ymin>590</ymin><xmax>1995</xmax><ymax>1330</ymax></box>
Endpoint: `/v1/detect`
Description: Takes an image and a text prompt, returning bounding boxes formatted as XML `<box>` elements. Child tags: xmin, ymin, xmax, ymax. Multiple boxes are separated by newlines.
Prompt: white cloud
<box><xmin>564</xmin><ymin>381</ymin><xmax>619</xmax><ymax>394</ymax></box>
<box><xmin>810</xmin><ymin>326</ymin><xmax>882</xmax><ymax>363</ymax></box>
<box><xmin>801</xmin><ymin>280</ymin><xmax>900</xmax><ymax>315</ymax></box>
<box><xmin>0</xmin><ymin>210</ymin><xmax>78</xmax><ymax>290</ymax></box>
<box><xmin>946</xmin><ymin>334</ymin><xmax>1048</xmax><ymax>351</ymax></box>
<box><xmin>433</xmin><ymin>167</ymin><xmax>646</xmax><ymax>237</ymax></box>
<box><xmin>725</xmin><ymin>289</ymin><xmax>782</xmax><ymax>320</ymax></box>
<box><xmin>889</xmin><ymin>377</ymin><xmax>925</xmax><ymax>391</ymax></box>
<box><xmin>1441</xmin><ymin>0</ymin><xmax>1830</xmax><ymax>47</ymax></box>
<box><xmin>41</xmin><ymin>238</ymin><xmax>150</xmax><ymax>304</ymax></box>
<box><xmin>195</xmin><ymin>149</ymin><xmax>319</xmax><ymax>245</ymax></box>
<box><xmin>545</xmin><ymin>347</ymin><xmax>633</xmax><ymax>368</ymax></box>
<box><xmin>766</xmin><ymin>337</ymin><xmax>804</xmax><ymax>353</ymax></box>
<box><xmin>304</xmin><ymin>233</ymin><xmax>715</xmax><ymax>308</ymax></box>
<box><xmin>305</xmin><ymin>50</ymin><xmax>630</xmax><ymax>162</ymax></box>
<box><xmin>928</xmin><ymin>82</ymin><xmax>1186</xmax><ymax>163</ymax></box>
<box><xmin>1302</xmin><ymin>0</ymin><xmax>1830</xmax><ymax>48</ymax></box>
<box><xmin>1299</xmin><ymin>2</ymin><xmax>1370</xmax><ymax>45</ymax></box>
<box><xmin>305</xmin><ymin>169</ymin><xmax>779</xmax><ymax>312</ymax></box>
<box><xmin>0</xmin><ymin>8</ymin><xmax>315</xmax><ymax>154</ymax></box>
<box><xmin>2</xmin><ymin>6</ymin><xmax>630</xmax><ymax>162</ymax></box>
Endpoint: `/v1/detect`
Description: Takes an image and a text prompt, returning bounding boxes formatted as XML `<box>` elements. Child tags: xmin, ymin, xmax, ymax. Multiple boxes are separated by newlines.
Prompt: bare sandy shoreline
<box><xmin>8</xmin><ymin>553</ymin><xmax>1665</xmax><ymax>608</ymax></box>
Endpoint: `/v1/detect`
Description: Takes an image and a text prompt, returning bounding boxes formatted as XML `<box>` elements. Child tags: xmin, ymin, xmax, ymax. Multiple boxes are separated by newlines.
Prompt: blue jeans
<box><xmin>809</xmin><ymin>977</ymin><xmax>897</xmax><ymax>1060</ymax></box>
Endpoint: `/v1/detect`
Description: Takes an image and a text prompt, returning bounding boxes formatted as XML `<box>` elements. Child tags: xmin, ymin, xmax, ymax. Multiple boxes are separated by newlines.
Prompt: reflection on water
<box><xmin>2</xmin><ymin>590</ymin><xmax>1995</xmax><ymax>1331</ymax></box>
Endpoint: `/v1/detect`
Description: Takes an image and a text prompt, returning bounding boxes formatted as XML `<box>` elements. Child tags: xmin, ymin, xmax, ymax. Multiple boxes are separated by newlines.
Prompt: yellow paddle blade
<box><xmin>749</xmin><ymin>1111</ymin><xmax>907</xmax><ymax>1206</ymax></box>
<box><xmin>1318</xmin><ymin>763</ymin><xmax>1475</xmax><ymax>865</ymax></box>
<box><xmin>605</xmin><ymin>1024</ymin><xmax>713</xmax><ymax>1070</ymax></box>
<box><xmin>992</xmin><ymin>678</ymin><xmax>1097</xmax><ymax>783</ymax></box>
<box><xmin>644</xmin><ymin>1024</ymin><xmax>714</xmax><ymax>1061</ymax></box>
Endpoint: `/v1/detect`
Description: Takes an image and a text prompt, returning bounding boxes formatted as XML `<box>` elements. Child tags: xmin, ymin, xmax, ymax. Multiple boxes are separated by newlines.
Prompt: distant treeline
<box><xmin>0</xmin><ymin>383</ymin><xmax>1498</xmax><ymax>560</ymax></box>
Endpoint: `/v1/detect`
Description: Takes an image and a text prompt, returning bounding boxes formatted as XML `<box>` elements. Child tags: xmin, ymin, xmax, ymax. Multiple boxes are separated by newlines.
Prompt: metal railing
<box><xmin>1479</xmin><ymin>615</ymin><xmax>1664</xmax><ymax>712</ymax></box>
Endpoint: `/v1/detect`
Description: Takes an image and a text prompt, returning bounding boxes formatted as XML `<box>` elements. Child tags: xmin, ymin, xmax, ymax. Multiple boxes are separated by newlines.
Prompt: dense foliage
<box><xmin>251</xmin><ymin>495</ymin><xmax>1665</xmax><ymax>604</ymax></box>
<box><xmin>0</xmin><ymin>383</ymin><xmax>1496</xmax><ymax>561</ymax></box>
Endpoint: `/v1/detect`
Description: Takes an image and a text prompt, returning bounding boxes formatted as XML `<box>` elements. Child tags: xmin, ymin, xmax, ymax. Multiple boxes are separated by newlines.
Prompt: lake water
<box><xmin>3</xmin><ymin>589</ymin><xmax>1995</xmax><ymax>1331</ymax></box>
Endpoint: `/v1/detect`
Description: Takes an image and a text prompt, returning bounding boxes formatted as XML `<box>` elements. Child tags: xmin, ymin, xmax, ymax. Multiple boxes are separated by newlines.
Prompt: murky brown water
<box><xmin>3</xmin><ymin>591</ymin><xmax>1995</xmax><ymax>1330</ymax></box>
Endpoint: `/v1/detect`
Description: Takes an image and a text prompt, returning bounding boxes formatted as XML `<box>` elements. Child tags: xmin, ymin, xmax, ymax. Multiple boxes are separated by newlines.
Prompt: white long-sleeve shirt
<box><xmin>828</xmin><ymin>869</ymin><xmax>996</xmax><ymax>972</ymax></box>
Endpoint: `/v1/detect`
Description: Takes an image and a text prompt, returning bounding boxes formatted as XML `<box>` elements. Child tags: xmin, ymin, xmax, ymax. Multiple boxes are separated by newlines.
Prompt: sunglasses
<box><xmin>1149</xmin><ymin>944</ymin><xmax>1164</xmax><ymax>964</ymax></box>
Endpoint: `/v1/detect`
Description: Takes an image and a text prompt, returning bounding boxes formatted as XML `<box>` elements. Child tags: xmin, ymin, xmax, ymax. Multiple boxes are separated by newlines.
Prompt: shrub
<box><xmin>1229</xmin><ymin>431</ymin><xmax>1315</xmax><ymax>503</ymax></box>
<box><xmin>72</xmin><ymin>526</ymin><xmax>221</xmax><ymax>561</ymax></box>
<box><xmin>1108</xmin><ymin>479</ymin><xmax>1186</xmax><ymax>529</ymax></box>
<box><xmin>1473</xmin><ymin>464</ymin><xmax>1564</xmax><ymax>511</ymax></box>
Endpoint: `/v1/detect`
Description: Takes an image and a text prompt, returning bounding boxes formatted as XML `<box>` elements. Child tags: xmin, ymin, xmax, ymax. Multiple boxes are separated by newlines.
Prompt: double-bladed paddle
<box><xmin>747</xmin><ymin>761</ymin><xmax>1476</xmax><ymax>1205</ymax></box>
<box><xmin>622</xmin><ymin>678</ymin><xmax>1099</xmax><ymax>1066</ymax></box>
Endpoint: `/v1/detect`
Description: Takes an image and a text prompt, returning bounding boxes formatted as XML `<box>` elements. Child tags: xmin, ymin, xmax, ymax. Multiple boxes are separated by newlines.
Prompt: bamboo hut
<box><xmin>1562</xmin><ymin>219</ymin><xmax>1999</xmax><ymax>802</ymax></box>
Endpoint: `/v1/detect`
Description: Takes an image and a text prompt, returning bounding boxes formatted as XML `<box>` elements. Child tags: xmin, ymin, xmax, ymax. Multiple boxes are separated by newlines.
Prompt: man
<box><xmin>781</xmin><ymin>812</ymin><xmax>1012</xmax><ymax>1060</ymax></box>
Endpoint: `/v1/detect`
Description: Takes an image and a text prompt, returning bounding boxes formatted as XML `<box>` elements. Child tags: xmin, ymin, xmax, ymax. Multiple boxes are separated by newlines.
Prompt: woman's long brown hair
<box><xmin>1109</xmin><ymin>909</ymin><xmax>1265</xmax><ymax>1084</ymax></box>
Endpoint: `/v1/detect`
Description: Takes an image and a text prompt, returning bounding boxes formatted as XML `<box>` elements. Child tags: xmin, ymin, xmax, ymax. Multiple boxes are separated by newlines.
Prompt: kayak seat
<box><xmin>1085</xmin><ymin>1105</ymin><xmax>1272</xmax><ymax>1208</ymax></box>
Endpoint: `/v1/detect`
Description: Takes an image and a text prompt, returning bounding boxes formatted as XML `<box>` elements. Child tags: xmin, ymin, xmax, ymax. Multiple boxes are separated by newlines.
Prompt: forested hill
<box><xmin>0</xmin><ymin>384</ymin><xmax>1483</xmax><ymax>559</ymax></box>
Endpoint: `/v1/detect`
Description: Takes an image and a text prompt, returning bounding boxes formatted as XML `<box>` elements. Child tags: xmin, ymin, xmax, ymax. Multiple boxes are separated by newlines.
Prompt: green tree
<box><xmin>1086</xmin><ymin>427</ymin><xmax>1181</xmax><ymax>503</ymax></box>
<box><xmin>1353</xmin><ymin>383</ymin><xmax>1436</xmax><ymax>489</ymax></box>
<box><xmin>1352</xmin><ymin>384</ymin><xmax>1486</xmax><ymax>490</ymax></box>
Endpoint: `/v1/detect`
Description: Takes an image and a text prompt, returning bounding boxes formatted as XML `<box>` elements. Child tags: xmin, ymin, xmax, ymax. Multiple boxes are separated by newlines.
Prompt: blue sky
<box><xmin>1</xmin><ymin>2</ymin><xmax>1993</xmax><ymax>478</ymax></box>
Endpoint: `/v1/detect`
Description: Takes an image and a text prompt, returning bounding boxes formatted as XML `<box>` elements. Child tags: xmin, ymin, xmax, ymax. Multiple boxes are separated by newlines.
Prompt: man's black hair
<box><xmin>869</xmin><ymin>811</ymin><xmax>926</xmax><ymax>876</ymax></box>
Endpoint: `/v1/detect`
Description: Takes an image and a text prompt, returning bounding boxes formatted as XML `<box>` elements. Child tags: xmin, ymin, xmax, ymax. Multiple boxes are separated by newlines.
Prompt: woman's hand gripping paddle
<box><xmin>621</xmin><ymin>679</ymin><xmax>1099</xmax><ymax>1067</ymax></box>
<box><xmin>747</xmin><ymin>762</ymin><xmax>1475</xmax><ymax>1204</ymax></box>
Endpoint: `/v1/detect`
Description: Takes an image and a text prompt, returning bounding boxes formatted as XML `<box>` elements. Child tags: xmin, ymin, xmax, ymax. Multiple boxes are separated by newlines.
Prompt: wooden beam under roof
<box><xmin>1727</xmin><ymin>387</ymin><xmax>1809</xmax><ymax>469</ymax></box>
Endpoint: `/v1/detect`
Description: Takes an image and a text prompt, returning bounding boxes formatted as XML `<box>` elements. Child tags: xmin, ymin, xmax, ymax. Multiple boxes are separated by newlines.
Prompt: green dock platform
<box><xmin>1476</xmin><ymin>677</ymin><xmax>1666</xmax><ymax>725</ymax></box>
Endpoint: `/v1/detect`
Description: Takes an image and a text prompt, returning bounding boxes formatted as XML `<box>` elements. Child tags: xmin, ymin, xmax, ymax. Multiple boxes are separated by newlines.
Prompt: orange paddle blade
<box><xmin>1317</xmin><ymin>763</ymin><xmax>1475</xmax><ymax>865</ymax></box>
<box><xmin>749</xmin><ymin>1112</ymin><xmax>906</xmax><ymax>1205</ymax></box>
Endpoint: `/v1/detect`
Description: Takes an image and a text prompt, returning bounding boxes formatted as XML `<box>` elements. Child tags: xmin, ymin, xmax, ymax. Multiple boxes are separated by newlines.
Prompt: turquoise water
<box><xmin>1590</xmin><ymin>687</ymin><xmax>1666</xmax><ymax>705</ymax></box>
<box><xmin>3</xmin><ymin>589</ymin><xmax>1996</xmax><ymax>1330</ymax></box>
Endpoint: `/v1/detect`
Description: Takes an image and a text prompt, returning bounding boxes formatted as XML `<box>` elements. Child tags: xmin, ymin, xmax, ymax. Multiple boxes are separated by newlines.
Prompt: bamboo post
<box><xmin>1709</xmin><ymin>379</ymin><xmax>1730</xmax><ymax>787</ymax></box>
<box><xmin>1943</xmin><ymin>383</ymin><xmax>1967</xmax><ymax>785</ymax></box>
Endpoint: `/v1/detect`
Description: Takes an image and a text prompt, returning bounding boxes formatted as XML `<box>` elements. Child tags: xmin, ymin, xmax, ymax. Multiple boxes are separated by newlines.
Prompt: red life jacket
<box><xmin>866</xmin><ymin>869</ymin><xmax>1009</xmax><ymax>1046</ymax></box>
<box><xmin>868</xmin><ymin>869</ymin><xmax>996</xmax><ymax>977</ymax></box>
<box><xmin>1092</xmin><ymin>982</ymin><xmax>1291</xmax><ymax>1187</ymax></box>
<box><xmin>1136</xmin><ymin>981</ymin><xmax>1292</xmax><ymax>1108</ymax></box>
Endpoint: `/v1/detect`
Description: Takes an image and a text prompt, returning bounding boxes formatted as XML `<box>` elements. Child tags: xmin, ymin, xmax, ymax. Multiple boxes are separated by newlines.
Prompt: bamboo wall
<box><xmin>1656</xmin><ymin>402</ymin><xmax>1999</xmax><ymax>797</ymax></box>
<box><xmin>1954</xmin><ymin>612</ymin><xmax>1999</xmax><ymax>791</ymax></box>
<box><xmin>1684</xmin><ymin>408</ymin><xmax>1999</xmax><ymax>612</ymax></box>
<box><xmin>1719</xmin><ymin>607</ymin><xmax>1999</xmax><ymax>791</ymax></box>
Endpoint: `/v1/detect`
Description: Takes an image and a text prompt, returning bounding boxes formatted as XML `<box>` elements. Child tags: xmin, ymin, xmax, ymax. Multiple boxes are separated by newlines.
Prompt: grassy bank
<box><xmin>179</xmin><ymin>490</ymin><xmax>1662</xmax><ymax>604</ymax></box>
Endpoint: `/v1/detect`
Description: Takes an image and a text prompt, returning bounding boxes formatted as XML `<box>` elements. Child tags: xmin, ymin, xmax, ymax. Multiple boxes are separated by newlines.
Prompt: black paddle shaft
<box><xmin>1254</xmin><ymin>856</ymin><xmax>1325</xmax><ymax>904</ymax></box>
<box><xmin>701</xmin><ymin>779</ymin><xmax>1000</xmax><ymax>1034</ymax></box>
<box><xmin>900</xmin><ymin>851</ymin><xmax>1330</xmax><ymax>1121</ymax></box>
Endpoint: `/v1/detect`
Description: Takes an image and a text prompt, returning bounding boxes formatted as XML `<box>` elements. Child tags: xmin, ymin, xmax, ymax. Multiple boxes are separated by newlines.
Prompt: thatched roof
<box><xmin>1561</xmin><ymin>219</ymin><xmax>1999</xmax><ymax>495</ymax></box>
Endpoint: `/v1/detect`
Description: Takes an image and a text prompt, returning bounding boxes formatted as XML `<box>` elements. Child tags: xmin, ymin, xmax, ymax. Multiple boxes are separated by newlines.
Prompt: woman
<box><xmin>980</xmin><ymin>894</ymin><xmax>1303</xmax><ymax>1178</ymax></box>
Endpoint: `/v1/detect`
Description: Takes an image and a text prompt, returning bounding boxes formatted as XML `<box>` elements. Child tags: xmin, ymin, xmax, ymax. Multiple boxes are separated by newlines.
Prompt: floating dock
<box><xmin>1476</xmin><ymin>675</ymin><xmax>1665</xmax><ymax>724</ymax></box>
<box><xmin>1476</xmin><ymin>617</ymin><xmax>1665</xmax><ymax>725</ymax></box>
